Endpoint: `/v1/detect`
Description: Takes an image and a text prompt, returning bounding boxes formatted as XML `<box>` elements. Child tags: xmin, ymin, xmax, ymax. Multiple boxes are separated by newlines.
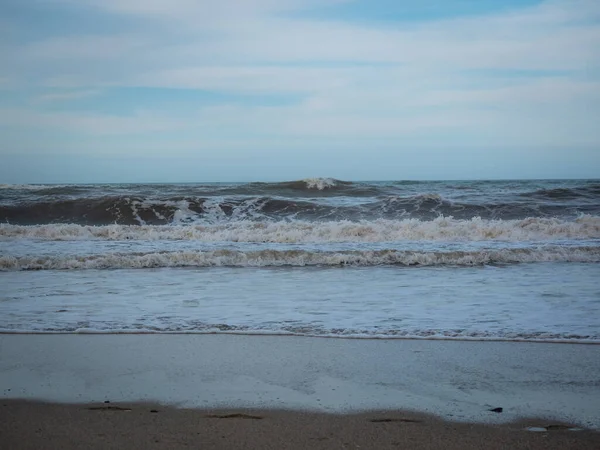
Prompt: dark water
<box><xmin>1</xmin><ymin>178</ymin><xmax>599</xmax><ymax>225</ymax></box>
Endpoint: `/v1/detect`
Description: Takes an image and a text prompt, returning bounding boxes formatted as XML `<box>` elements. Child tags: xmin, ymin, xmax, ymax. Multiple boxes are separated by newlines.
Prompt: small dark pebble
<box><xmin>88</xmin><ymin>406</ymin><xmax>132</xmax><ymax>411</ymax></box>
<box><xmin>489</xmin><ymin>407</ymin><xmax>503</xmax><ymax>413</ymax></box>
<box><xmin>150</xmin><ymin>409</ymin><xmax>158</xmax><ymax>413</ymax></box>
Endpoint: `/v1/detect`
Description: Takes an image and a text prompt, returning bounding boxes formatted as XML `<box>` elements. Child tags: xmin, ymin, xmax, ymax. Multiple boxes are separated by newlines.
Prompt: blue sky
<box><xmin>1</xmin><ymin>0</ymin><xmax>599</xmax><ymax>182</ymax></box>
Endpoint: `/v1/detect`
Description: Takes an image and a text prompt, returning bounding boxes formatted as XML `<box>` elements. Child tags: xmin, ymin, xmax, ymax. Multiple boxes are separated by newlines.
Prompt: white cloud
<box><xmin>17</xmin><ymin>1</ymin><xmax>600</xmax><ymax>72</ymax></box>
<box><xmin>1</xmin><ymin>0</ymin><xmax>599</xmax><ymax>155</ymax></box>
<box><xmin>59</xmin><ymin>0</ymin><xmax>349</xmax><ymax>20</ymax></box>
<box><xmin>0</xmin><ymin>108</ymin><xmax>185</xmax><ymax>135</ymax></box>
<box><xmin>33</xmin><ymin>89</ymin><xmax>101</xmax><ymax>103</ymax></box>
<box><xmin>135</xmin><ymin>66</ymin><xmax>354</xmax><ymax>93</ymax></box>
<box><xmin>23</xmin><ymin>35</ymin><xmax>150</xmax><ymax>61</ymax></box>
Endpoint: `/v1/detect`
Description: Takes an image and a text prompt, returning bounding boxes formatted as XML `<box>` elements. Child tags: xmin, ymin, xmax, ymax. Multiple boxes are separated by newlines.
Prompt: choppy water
<box><xmin>1</xmin><ymin>178</ymin><xmax>599</xmax><ymax>340</ymax></box>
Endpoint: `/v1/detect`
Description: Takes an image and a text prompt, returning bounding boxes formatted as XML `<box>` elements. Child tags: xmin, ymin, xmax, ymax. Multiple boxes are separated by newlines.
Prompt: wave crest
<box><xmin>521</xmin><ymin>185</ymin><xmax>600</xmax><ymax>200</ymax></box>
<box><xmin>1</xmin><ymin>246</ymin><xmax>598</xmax><ymax>271</ymax></box>
<box><xmin>3</xmin><ymin>195</ymin><xmax>598</xmax><ymax>225</ymax></box>
<box><xmin>300</xmin><ymin>177</ymin><xmax>340</xmax><ymax>190</ymax></box>
<box><xmin>2</xmin><ymin>216</ymin><xmax>599</xmax><ymax>242</ymax></box>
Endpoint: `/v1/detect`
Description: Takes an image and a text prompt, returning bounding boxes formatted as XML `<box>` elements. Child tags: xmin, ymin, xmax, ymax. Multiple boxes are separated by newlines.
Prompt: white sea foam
<box><xmin>1</xmin><ymin>246</ymin><xmax>598</xmax><ymax>270</ymax></box>
<box><xmin>302</xmin><ymin>177</ymin><xmax>338</xmax><ymax>190</ymax></box>
<box><xmin>2</xmin><ymin>216</ymin><xmax>599</xmax><ymax>242</ymax></box>
<box><xmin>0</xmin><ymin>184</ymin><xmax>66</xmax><ymax>190</ymax></box>
<box><xmin>2</xmin><ymin>261</ymin><xmax>598</xmax><ymax>341</ymax></box>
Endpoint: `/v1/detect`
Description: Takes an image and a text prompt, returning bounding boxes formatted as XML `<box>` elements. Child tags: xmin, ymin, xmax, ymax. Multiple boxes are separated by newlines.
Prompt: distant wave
<box><xmin>2</xmin><ymin>216</ymin><xmax>599</xmax><ymax>242</ymax></box>
<box><xmin>2</xmin><ymin>246</ymin><xmax>598</xmax><ymax>271</ymax></box>
<box><xmin>278</xmin><ymin>177</ymin><xmax>345</xmax><ymax>190</ymax></box>
<box><xmin>0</xmin><ymin>184</ymin><xmax>69</xmax><ymax>191</ymax></box>
<box><xmin>245</xmin><ymin>178</ymin><xmax>386</xmax><ymax>197</ymax></box>
<box><xmin>2</xmin><ymin>195</ymin><xmax>599</xmax><ymax>225</ymax></box>
<box><xmin>2</xmin><ymin>179</ymin><xmax>599</xmax><ymax>224</ymax></box>
<box><xmin>520</xmin><ymin>185</ymin><xmax>600</xmax><ymax>200</ymax></box>
<box><xmin>2</xmin><ymin>180</ymin><xmax>599</xmax><ymax>198</ymax></box>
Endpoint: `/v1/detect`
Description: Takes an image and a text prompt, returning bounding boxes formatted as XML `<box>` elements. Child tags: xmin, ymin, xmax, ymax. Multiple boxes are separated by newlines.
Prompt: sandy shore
<box><xmin>2</xmin><ymin>401</ymin><xmax>599</xmax><ymax>450</ymax></box>
<box><xmin>1</xmin><ymin>335</ymin><xmax>599</xmax><ymax>448</ymax></box>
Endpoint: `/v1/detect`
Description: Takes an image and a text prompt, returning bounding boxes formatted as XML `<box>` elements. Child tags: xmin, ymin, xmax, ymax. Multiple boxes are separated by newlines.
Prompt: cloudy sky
<box><xmin>1</xmin><ymin>0</ymin><xmax>599</xmax><ymax>182</ymax></box>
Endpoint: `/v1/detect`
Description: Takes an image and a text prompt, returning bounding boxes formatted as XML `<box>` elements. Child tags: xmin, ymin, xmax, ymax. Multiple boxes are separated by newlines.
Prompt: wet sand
<box><xmin>1</xmin><ymin>335</ymin><xmax>599</xmax><ymax>448</ymax></box>
<box><xmin>1</xmin><ymin>400</ymin><xmax>598</xmax><ymax>450</ymax></box>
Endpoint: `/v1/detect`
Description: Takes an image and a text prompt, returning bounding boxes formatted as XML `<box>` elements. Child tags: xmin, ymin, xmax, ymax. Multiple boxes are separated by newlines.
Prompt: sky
<box><xmin>0</xmin><ymin>0</ymin><xmax>599</xmax><ymax>183</ymax></box>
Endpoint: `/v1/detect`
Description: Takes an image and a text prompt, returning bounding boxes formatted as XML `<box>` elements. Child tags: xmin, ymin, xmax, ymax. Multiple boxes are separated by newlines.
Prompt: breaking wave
<box><xmin>1</xmin><ymin>246</ymin><xmax>598</xmax><ymax>271</ymax></box>
<box><xmin>2</xmin><ymin>216</ymin><xmax>599</xmax><ymax>242</ymax></box>
<box><xmin>2</xmin><ymin>179</ymin><xmax>599</xmax><ymax>224</ymax></box>
<box><xmin>2</xmin><ymin>195</ymin><xmax>599</xmax><ymax>225</ymax></box>
<box><xmin>521</xmin><ymin>184</ymin><xmax>600</xmax><ymax>200</ymax></box>
<box><xmin>0</xmin><ymin>184</ymin><xmax>68</xmax><ymax>190</ymax></box>
<box><xmin>276</xmin><ymin>177</ymin><xmax>344</xmax><ymax>190</ymax></box>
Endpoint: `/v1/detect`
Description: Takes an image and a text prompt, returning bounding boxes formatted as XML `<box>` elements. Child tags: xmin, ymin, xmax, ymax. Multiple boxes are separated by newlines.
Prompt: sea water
<box><xmin>1</xmin><ymin>178</ymin><xmax>599</xmax><ymax>341</ymax></box>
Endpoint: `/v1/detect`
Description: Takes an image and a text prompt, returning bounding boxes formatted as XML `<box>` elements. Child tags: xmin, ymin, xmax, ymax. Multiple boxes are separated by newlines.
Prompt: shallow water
<box><xmin>1</xmin><ymin>178</ymin><xmax>598</xmax><ymax>341</ymax></box>
<box><xmin>1</xmin><ymin>263</ymin><xmax>598</xmax><ymax>341</ymax></box>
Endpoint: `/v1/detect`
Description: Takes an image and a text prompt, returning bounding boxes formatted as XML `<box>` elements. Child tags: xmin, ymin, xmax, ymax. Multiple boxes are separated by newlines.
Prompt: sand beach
<box><xmin>1</xmin><ymin>334</ymin><xmax>598</xmax><ymax>449</ymax></box>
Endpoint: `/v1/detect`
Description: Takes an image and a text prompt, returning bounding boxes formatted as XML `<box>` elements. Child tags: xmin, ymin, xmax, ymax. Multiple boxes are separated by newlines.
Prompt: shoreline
<box><xmin>2</xmin><ymin>334</ymin><xmax>599</xmax><ymax>429</ymax></box>
<box><xmin>1</xmin><ymin>331</ymin><xmax>599</xmax><ymax>345</ymax></box>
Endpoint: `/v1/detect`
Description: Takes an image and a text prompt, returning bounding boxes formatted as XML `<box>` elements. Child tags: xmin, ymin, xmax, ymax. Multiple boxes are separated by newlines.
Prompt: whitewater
<box><xmin>1</xmin><ymin>178</ymin><xmax>599</xmax><ymax>341</ymax></box>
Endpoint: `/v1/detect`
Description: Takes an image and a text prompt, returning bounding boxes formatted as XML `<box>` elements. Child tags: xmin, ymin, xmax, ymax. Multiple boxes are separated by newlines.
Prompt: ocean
<box><xmin>1</xmin><ymin>178</ymin><xmax>599</xmax><ymax>341</ymax></box>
